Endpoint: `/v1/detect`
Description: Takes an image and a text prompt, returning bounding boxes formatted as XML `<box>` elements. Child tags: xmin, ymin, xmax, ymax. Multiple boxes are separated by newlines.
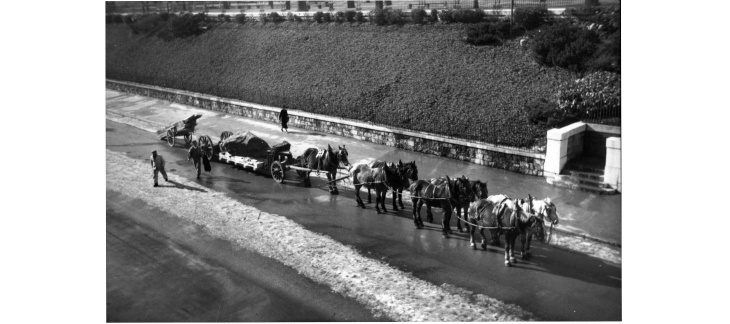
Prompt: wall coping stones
<box><xmin>107</xmin><ymin>78</ymin><xmax>546</xmax><ymax>160</ymax></box>
<box><xmin>586</xmin><ymin>123</ymin><xmax>621</xmax><ymax>136</ymax></box>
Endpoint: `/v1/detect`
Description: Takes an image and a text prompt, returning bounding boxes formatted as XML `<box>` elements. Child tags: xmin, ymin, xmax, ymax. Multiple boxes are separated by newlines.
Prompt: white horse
<box><xmin>467</xmin><ymin>194</ymin><xmax>540</xmax><ymax>266</ymax></box>
<box><xmin>518</xmin><ymin>195</ymin><xmax>559</xmax><ymax>257</ymax></box>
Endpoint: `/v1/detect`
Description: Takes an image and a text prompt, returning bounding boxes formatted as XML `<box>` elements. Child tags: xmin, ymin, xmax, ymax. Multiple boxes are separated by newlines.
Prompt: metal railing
<box><xmin>107</xmin><ymin>0</ymin><xmax>620</xmax><ymax>14</ymax></box>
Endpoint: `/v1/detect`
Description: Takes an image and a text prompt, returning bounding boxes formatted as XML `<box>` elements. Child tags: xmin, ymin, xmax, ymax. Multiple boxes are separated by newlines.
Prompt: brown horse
<box><xmin>409</xmin><ymin>175</ymin><xmax>473</xmax><ymax>237</ymax></box>
<box><xmin>297</xmin><ymin>144</ymin><xmax>350</xmax><ymax>194</ymax></box>
<box><xmin>467</xmin><ymin>194</ymin><xmax>543</xmax><ymax>266</ymax></box>
<box><xmin>351</xmin><ymin>163</ymin><xmax>395</xmax><ymax>214</ymax></box>
<box><xmin>368</xmin><ymin>160</ymin><xmax>418</xmax><ymax>211</ymax></box>
<box><xmin>455</xmin><ymin>179</ymin><xmax>488</xmax><ymax>233</ymax></box>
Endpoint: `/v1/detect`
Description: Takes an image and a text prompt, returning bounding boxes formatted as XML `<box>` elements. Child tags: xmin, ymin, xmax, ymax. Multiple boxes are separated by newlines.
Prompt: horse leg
<box><xmin>456</xmin><ymin>207</ymin><xmax>463</xmax><ymax>233</ymax></box>
<box><xmin>329</xmin><ymin>172</ymin><xmax>339</xmax><ymax>195</ymax></box>
<box><xmin>380</xmin><ymin>189</ymin><xmax>388</xmax><ymax>212</ymax></box>
<box><xmin>375</xmin><ymin>190</ymin><xmax>382</xmax><ymax>214</ymax></box>
<box><xmin>520</xmin><ymin>233</ymin><xmax>527</xmax><ymax>259</ymax></box>
<box><xmin>469</xmin><ymin>224</ymin><xmax>477</xmax><ymax>249</ymax></box>
<box><xmin>504</xmin><ymin>233</ymin><xmax>511</xmax><ymax>266</ymax></box>
<box><xmin>391</xmin><ymin>188</ymin><xmax>398</xmax><ymax>211</ymax></box>
<box><xmin>398</xmin><ymin>189</ymin><xmax>405</xmax><ymax>209</ymax></box>
<box><xmin>524</xmin><ymin>232</ymin><xmax>533</xmax><ymax>258</ymax></box>
<box><xmin>481</xmin><ymin>229</ymin><xmax>488</xmax><ymax>250</ymax></box>
<box><xmin>426</xmin><ymin>204</ymin><xmax>433</xmax><ymax>223</ymax></box>
<box><xmin>367</xmin><ymin>188</ymin><xmax>372</xmax><ymax>203</ymax></box>
<box><xmin>442</xmin><ymin>205</ymin><xmax>452</xmax><ymax>236</ymax></box>
<box><xmin>412</xmin><ymin>198</ymin><xmax>424</xmax><ymax>227</ymax></box>
<box><xmin>508</xmin><ymin>233</ymin><xmax>517</xmax><ymax>265</ymax></box>
<box><xmin>354</xmin><ymin>184</ymin><xmax>365</xmax><ymax>208</ymax></box>
<box><xmin>304</xmin><ymin>172</ymin><xmax>312</xmax><ymax>187</ymax></box>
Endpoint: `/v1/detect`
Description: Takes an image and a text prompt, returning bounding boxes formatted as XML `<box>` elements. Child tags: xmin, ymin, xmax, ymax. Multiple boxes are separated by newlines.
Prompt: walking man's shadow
<box><xmin>158</xmin><ymin>180</ymin><xmax>207</xmax><ymax>193</ymax></box>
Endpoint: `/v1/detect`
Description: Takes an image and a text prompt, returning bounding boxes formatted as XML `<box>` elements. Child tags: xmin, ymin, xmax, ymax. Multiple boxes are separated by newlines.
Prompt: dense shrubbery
<box><xmin>524</xmin><ymin>98</ymin><xmax>571</xmax><ymax>128</ymax></box>
<box><xmin>513</xmin><ymin>7</ymin><xmax>549</xmax><ymax>30</ymax></box>
<box><xmin>312</xmin><ymin>11</ymin><xmax>324</xmax><ymax>23</ymax></box>
<box><xmin>158</xmin><ymin>13</ymin><xmax>208</xmax><ymax>40</ymax></box>
<box><xmin>369</xmin><ymin>8</ymin><xmax>404</xmax><ymax>25</ymax></box>
<box><xmin>438</xmin><ymin>9</ymin><xmax>485</xmax><ymax>24</ymax></box>
<box><xmin>465</xmin><ymin>21</ymin><xmax>513</xmax><ymax>46</ymax></box>
<box><xmin>235</xmin><ymin>14</ymin><xmax>246</xmax><ymax>24</ymax></box>
<box><xmin>268</xmin><ymin>12</ymin><xmax>283</xmax><ymax>22</ymax></box>
<box><xmin>107</xmin><ymin>23</ymin><xmax>576</xmax><ymax>148</ymax></box>
<box><xmin>556</xmin><ymin>71</ymin><xmax>620</xmax><ymax>121</ymax></box>
<box><xmin>355</xmin><ymin>11</ymin><xmax>365</xmax><ymax>22</ymax></box>
<box><xmin>344</xmin><ymin>11</ymin><xmax>356</xmax><ymax>23</ymax></box>
<box><xmin>411</xmin><ymin>8</ymin><xmax>427</xmax><ymax>24</ymax></box>
<box><xmin>129</xmin><ymin>14</ymin><xmax>167</xmax><ymax>35</ymax></box>
<box><xmin>106</xmin><ymin>14</ymin><xmax>124</xmax><ymax>24</ymax></box>
<box><xmin>530</xmin><ymin>23</ymin><xmax>600</xmax><ymax>72</ymax></box>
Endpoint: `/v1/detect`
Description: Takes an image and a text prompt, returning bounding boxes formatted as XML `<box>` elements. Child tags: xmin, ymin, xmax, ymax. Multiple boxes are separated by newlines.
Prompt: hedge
<box><xmin>106</xmin><ymin>23</ymin><xmax>577</xmax><ymax>149</ymax></box>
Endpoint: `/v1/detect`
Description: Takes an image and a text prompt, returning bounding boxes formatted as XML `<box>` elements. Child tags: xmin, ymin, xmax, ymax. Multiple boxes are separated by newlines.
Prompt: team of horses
<box><xmin>295</xmin><ymin>144</ymin><xmax>560</xmax><ymax>267</ymax></box>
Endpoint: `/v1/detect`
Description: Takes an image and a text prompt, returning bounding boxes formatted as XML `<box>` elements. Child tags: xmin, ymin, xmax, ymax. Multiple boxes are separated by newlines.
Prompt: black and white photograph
<box><xmin>18</xmin><ymin>1</ymin><xmax>730</xmax><ymax>323</ymax></box>
<box><xmin>103</xmin><ymin>0</ymin><xmax>621</xmax><ymax>321</ymax></box>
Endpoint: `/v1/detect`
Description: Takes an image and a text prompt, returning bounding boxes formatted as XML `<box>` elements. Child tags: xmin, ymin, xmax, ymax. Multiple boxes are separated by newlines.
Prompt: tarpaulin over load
<box><xmin>157</xmin><ymin>114</ymin><xmax>202</xmax><ymax>138</ymax></box>
<box><xmin>270</xmin><ymin>141</ymin><xmax>291</xmax><ymax>154</ymax></box>
<box><xmin>219</xmin><ymin>131</ymin><xmax>270</xmax><ymax>160</ymax></box>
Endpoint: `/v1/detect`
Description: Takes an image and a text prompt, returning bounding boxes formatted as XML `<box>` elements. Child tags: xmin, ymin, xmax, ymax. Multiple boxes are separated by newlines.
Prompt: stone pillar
<box><xmin>543</xmin><ymin>122</ymin><xmax>586</xmax><ymax>177</ymax></box>
<box><xmin>604</xmin><ymin>137</ymin><xmax>621</xmax><ymax>192</ymax></box>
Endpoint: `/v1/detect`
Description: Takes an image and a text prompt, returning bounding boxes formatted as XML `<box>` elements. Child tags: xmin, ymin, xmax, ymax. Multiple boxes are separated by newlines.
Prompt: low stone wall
<box><xmin>106</xmin><ymin>79</ymin><xmax>546</xmax><ymax>176</ymax></box>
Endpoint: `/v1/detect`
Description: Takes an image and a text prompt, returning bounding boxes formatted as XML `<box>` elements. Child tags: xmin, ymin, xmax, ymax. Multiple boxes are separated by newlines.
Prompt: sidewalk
<box><xmin>106</xmin><ymin>89</ymin><xmax>621</xmax><ymax>247</ymax></box>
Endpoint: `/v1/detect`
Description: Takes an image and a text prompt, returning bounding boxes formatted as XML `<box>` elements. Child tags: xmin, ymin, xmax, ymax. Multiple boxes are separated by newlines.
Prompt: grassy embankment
<box><xmin>106</xmin><ymin>22</ymin><xmax>577</xmax><ymax>149</ymax></box>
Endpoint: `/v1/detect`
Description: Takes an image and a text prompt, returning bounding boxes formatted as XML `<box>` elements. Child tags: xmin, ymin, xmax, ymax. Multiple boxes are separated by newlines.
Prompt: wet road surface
<box><xmin>106</xmin><ymin>90</ymin><xmax>621</xmax><ymax>244</ymax></box>
<box><xmin>107</xmin><ymin>190</ymin><xmax>384</xmax><ymax>322</ymax></box>
<box><xmin>106</xmin><ymin>120</ymin><xmax>621</xmax><ymax>321</ymax></box>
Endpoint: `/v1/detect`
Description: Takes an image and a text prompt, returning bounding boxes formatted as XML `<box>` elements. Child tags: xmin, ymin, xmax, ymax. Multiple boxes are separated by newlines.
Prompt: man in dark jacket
<box><xmin>150</xmin><ymin>150</ymin><xmax>168</xmax><ymax>187</ymax></box>
<box><xmin>278</xmin><ymin>106</ymin><xmax>289</xmax><ymax>133</ymax></box>
<box><xmin>188</xmin><ymin>140</ymin><xmax>202</xmax><ymax>179</ymax></box>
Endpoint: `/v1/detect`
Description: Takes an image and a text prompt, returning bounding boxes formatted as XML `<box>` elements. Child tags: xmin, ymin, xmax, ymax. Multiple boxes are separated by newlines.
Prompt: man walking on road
<box><xmin>188</xmin><ymin>140</ymin><xmax>202</xmax><ymax>179</ymax></box>
<box><xmin>278</xmin><ymin>106</ymin><xmax>289</xmax><ymax>133</ymax></box>
<box><xmin>150</xmin><ymin>150</ymin><xmax>168</xmax><ymax>187</ymax></box>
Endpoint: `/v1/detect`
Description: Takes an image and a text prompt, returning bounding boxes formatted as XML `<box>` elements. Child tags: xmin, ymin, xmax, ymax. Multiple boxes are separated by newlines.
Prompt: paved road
<box><xmin>106</xmin><ymin>90</ymin><xmax>621</xmax><ymax>244</ymax></box>
<box><xmin>106</xmin><ymin>119</ymin><xmax>621</xmax><ymax>321</ymax></box>
<box><xmin>107</xmin><ymin>189</ymin><xmax>383</xmax><ymax>322</ymax></box>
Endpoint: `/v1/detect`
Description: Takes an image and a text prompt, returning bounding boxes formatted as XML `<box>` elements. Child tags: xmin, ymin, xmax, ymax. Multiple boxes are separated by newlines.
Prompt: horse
<box><xmin>455</xmin><ymin>179</ymin><xmax>488</xmax><ymax>233</ymax></box>
<box><xmin>297</xmin><ymin>144</ymin><xmax>350</xmax><ymax>194</ymax></box>
<box><xmin>466</xmin><ymin>194</ymin><xmax>542</xmax><ymax>266</ymax></box>
<box><xmin>350</xmin><ymin>163</ymin><xmax>396</xmax><ymax>214</ymax></box>
<box><xmin>409</xmin><ymin>175</ymin><xmax>473</xmax><ymax>237</ymax></box>
<box><xmin>519</xmin><ymin>195</ymin><xmax>560</xmax><ymax>257</ymax></box>
<box><xmin>368</xmin><ymin>160</ymin><xmax>418</xmax><ymax>211</ymax></box>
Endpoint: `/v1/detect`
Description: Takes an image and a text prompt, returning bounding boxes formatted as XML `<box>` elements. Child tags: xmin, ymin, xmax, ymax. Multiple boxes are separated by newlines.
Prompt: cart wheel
<box><xmin>271</xmin><ymin>161</ymin><xmax>285</xmax><ymax>183</ymax></box>
<box><xmin>184</xmin><ymin>134</ymin><xmax>193</xmax><ymax>146</ymax></box>
<box><xmin>166</xmin><ymin>129</ymin><xmax>175</xmax><ymax>147</ymax></box>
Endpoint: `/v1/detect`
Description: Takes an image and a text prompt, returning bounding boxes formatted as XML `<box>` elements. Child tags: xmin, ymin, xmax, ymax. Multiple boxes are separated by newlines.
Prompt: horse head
<box><xmin>399</xmin><ymin>160</ymin><xmax>418</xmax><ymax>182</ymax></box>
<box><xmin>471</xmin><ymin>180</ymin><xmax>488</xmax><ymax>200</ymax></box>
<box><xmin>529</xmin><ymin>195</ymin><xmax>559</xmax><ymax>226</ymax></box>
<box><xmin>337</xmin><ymin>145</ymin><xmax>350</xmax><ymax>167</ymax></box>
<box><xmin>453</xmin><ymin>175</ymin><xmax>473</xmax><ymax>203</ymax></box>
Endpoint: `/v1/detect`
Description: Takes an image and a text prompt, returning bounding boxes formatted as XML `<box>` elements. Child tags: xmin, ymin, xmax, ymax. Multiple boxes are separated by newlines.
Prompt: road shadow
<box><xmin>157</xmin><ymin>180</ymin><xmax>208</xmax><ymax>193</ymax></box>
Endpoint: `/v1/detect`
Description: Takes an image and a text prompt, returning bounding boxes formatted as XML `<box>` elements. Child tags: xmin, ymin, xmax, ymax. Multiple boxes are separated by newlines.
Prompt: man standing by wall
<box><xmin>151</xmin><ymin>150</ymin><xmax>168</xmax><ymax>187</ymax></box>
<box><xmin>188</xmin><ymin>140</ymin><xmax>202</xmax><ymax>179</ymax></box>
<box><xmin>278</xmin><ymin>106</ymin><xmax>289</xmax><ymax>133</ymax></box>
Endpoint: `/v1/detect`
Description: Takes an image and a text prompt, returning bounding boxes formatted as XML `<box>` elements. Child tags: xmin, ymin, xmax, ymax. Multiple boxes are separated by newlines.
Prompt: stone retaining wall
<box><xmin>107</xmin><ymin>80</ymin><xmax>546</xmax><ymax>176</ymax></box>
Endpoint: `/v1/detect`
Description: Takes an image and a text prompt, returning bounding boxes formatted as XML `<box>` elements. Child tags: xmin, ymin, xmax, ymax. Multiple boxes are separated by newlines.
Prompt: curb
<box><xmin>552</xmin><ymin>227</ymin><xmax>621</xmax><ymax>248</ymax></box>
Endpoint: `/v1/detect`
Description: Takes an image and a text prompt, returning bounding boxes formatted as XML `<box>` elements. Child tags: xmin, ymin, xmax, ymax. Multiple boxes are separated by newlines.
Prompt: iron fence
<box><xmin>107</xmin><ymin>1</ymin><xmax>621</xmax><ymax>14</ymax></box>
